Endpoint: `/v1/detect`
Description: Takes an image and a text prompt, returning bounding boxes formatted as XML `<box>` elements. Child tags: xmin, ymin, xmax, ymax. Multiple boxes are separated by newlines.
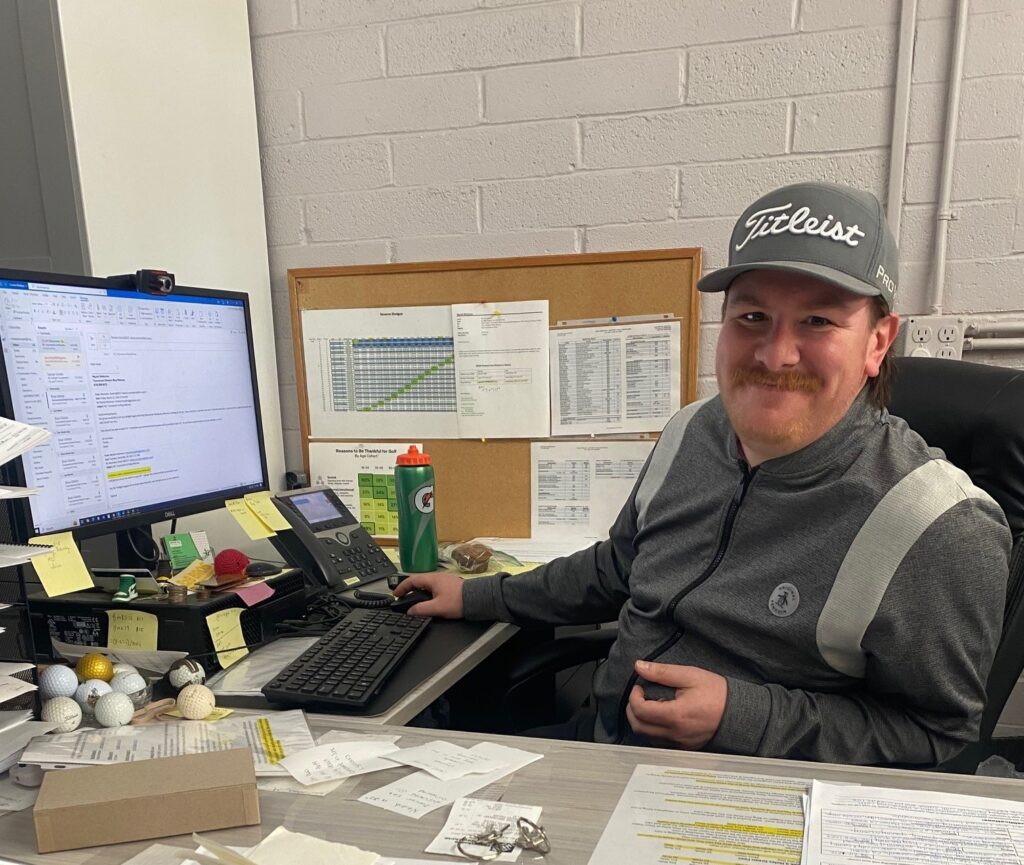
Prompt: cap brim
<box><xmin>697</xmin><ymin>260</ymin><xmax>883</xmax><ymax>299</ymax></box>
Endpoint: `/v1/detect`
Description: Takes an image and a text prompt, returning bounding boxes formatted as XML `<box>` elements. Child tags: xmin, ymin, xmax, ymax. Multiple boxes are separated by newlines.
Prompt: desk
<box><xmin>211</xmin><ymin>619</ymin><xmax>519</xmax><ymax>725</ymax></box>
<box><xmin>4</xmin><ymin>714</ymin><xmax>1023</xmax><ymax>865</ymax></box>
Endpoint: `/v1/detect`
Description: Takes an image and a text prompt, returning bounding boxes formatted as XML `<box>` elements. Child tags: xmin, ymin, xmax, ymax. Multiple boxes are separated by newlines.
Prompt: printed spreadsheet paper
<box><xmin>550</xmin><ymin>320</ymin><xmax>680</xmax><ymax>436</ymax></box>
<box><xmin>530</xmin><ymin>441</ymin><xmax>654</xmax><ymax>542</ymax></box>
<box><xmin>303</xmin><ymin>305</ymin><xmax>459</xmax><ymax>439</ymax></box>
<box><xmin>19</xmin><ymin>710</ymin><xmax>314</xmax><ymax>776</ymax></box>
<box><xmin>587</xmin><ymin>764</ymin><xmax>809</xmax><ymax>865</ymax></box>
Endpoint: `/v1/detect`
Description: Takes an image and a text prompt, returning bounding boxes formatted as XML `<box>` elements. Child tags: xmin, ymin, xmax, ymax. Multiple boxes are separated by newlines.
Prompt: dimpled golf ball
<box><xmin>41</xmin><ymin>696</ymin><xmax>83</xmax><ymax>733</ymax></box>
<box><xmin>110</xmin><ymin>670</ymin><xmax>146</xmax><ymax>695</ymax></box>
<box><xmin>93</xmin><ymin>691</ymin><xmax>135</xmax><ymax>728</ymax></box>
<box><xmin>38</xmin><ymin>664</ymin><xmax>79</xmax><ymax>700</ymax></box>
<box><xmin>109</xmin><ymin>671</ymin><xmax>149</xmax><ymax>708</ymax></box>
<box><xmin>167</xmin><ymin>658</ymin><xmax>206</xmax><ymax>691</ymax></box>
<box><xmin>74</xmin><ymin>678</ymin><xmax>112</xmax><ymax>711</ymax></box>
<box><xmin>176</xmin><ymin>684</ymin><xmax>216</xmax><ymax>720</ymax></box>
<box><xmin>75</xmin><ymin>652</ymin><xmax>114</xmax><ymax>683</ymax></box>
<box><xmin>111</xmin><ymin>662</ymin><xmax>139</xmax><ymax>677</ymax></box>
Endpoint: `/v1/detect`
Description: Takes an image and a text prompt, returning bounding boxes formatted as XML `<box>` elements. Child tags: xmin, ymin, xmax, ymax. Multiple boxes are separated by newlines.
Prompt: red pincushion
<box><xmin>214</xmin><ymin>548</ymin><xmax>250</xmax><ymax>576</ymax></box>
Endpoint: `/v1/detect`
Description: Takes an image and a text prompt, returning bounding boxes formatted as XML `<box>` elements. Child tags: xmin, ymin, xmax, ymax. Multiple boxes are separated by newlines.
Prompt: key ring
<box><xmin>456</xmin><ymin>823</ymin><xmax>509</xmax><ymax>861</ymax></box>
<box><xmin>516</xmin><ymin>817</ymin><xmax>551</xmax><ymax>854</ymax></box>
<box><xmin>456</xmin><ymin>818</ymin><xmax>551</xmax><ymax>860</ymax></box>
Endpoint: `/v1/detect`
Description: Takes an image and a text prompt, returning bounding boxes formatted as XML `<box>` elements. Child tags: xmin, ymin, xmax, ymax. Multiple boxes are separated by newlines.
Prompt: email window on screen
<box><xmin>0</xmin><ymin>282</ymin><xmax>264</xmax><ymax>534</ymax></box>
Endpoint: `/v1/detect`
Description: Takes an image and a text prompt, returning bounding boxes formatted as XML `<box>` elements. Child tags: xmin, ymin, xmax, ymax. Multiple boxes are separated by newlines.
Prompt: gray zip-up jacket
<box><xmin>463</xmin><ymin>394</ymin><xmax>1011</xmax><ymax>765</ymax></box>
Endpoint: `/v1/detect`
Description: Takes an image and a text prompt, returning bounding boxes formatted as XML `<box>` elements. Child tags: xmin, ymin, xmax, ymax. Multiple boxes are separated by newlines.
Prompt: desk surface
<box><xmin>4</xmin><ymin>714</ymin><xmax>1023</xmax><ymax>865</ymax></box>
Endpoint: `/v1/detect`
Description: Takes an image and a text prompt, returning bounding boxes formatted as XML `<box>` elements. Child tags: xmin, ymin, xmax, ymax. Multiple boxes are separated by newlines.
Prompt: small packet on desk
<box><xmin>439</xmin><ymin>541</ymin><xmax>493</xmax><ymax>574</ymax></box>
<box><xmin>171</xmin><ymin>560</ymin><xmax>215</xmax><ymax>589</ymax></box>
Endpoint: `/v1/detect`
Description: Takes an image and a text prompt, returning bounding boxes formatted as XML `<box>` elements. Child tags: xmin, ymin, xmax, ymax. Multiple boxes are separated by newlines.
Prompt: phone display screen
<box><xmin>289</xmin><ymin>491</ymin><xmax>344</xmax><ymax>527</ymax></box>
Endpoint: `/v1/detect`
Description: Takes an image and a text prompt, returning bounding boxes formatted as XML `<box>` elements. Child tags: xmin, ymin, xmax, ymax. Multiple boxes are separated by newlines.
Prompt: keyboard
<box><xmin>262</xmin><ymin>607</ymin><xmax>429</xmax><ymax>709</ymax></box>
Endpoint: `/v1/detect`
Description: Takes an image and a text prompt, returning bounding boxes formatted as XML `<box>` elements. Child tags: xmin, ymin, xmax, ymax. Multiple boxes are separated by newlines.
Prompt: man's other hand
<box><xmin>626</xmin><ymin>660</ymin><xmax>728</xmax><ymax>749</ymax></box>
<box><xmin>393</xmin><ymin>571</ymin><xmax>465</xmax><ymax>618</ymax></box>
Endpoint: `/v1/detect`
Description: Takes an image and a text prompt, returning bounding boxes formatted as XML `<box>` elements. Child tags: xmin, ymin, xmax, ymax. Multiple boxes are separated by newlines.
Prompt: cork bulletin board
<box><xmin>289</xmin><ymin>249</ymin><xmax>701</xmax><ymax>542</ymax></box>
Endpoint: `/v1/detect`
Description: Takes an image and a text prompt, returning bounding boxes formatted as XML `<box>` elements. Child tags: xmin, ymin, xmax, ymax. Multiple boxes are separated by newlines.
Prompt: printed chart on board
<box><xmin>303</xmin><ymin>305</ymin><xmax>459</xmax><ymax>439</ymax></box>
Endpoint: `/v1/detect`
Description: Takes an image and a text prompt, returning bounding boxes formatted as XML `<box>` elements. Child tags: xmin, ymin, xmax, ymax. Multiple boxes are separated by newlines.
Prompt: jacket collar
<box><xmin>725</xmin><ymin>390</ymin><xmax>884</xmax><ymax>478</ymax></box>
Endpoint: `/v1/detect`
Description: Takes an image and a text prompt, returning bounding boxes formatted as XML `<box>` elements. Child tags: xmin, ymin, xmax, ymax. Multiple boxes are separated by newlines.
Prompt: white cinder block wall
<box><xmin>246</xmin><ymin>0</ymin><xmax>1024</xmax><ymax>475</ymax></box>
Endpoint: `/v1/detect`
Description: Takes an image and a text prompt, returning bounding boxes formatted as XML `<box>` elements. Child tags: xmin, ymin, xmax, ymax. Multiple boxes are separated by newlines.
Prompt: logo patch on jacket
<box><xmin>768</xmin><ymin>582</ymin><xmax>800</xmax><ymax>617</ymax></box>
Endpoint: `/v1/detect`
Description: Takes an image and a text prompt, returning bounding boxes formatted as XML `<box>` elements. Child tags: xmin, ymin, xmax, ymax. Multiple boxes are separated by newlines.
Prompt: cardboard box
<box><xmin>34</xmin><ymin>748</ymin><xmax>260</xmax><ymax>853</ymax></box>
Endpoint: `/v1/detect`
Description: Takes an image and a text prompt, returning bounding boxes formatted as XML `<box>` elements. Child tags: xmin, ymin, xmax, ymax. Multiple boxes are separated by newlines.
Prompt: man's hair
<box><xmin>720</xmin><ymin>292</ymin><xmax>896</xmax><ymax>409</ymax></box>
<box><xmin>867</xmin><ymin>296</ymin><xmax>895</xmax><ymax>410</ymax></box>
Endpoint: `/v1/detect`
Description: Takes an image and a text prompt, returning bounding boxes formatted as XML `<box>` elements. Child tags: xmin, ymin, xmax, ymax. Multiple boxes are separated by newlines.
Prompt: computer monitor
<box><xmin>0</xmin><ymin>268</ymin><xmax>269</xmax><ymax>554</ymax></box>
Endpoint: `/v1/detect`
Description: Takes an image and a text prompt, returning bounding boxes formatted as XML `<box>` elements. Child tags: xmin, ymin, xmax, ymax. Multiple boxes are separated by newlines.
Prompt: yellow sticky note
<box><xmin>224</xmin><ymin>498</ymin><xmax>275</xmax><ymax>540</ymax></box>
<box><xmin>206</xmin><ymin>607</ymin><xmax>249</xmax><ymax>668</ymax></box>
<box><xmin>28</xmin><ymin>532</ymin><xmax>94</xmax><ymax>597</ymax></box>
<box><xmin>106</xmin><ymin>610</ymin><xmax>159</xmax><ymax>651</ymax></box>
<box><xmin>243</xmin><ymin>491</ymin><xmax>291</xmax><ymax>532</ymax></box>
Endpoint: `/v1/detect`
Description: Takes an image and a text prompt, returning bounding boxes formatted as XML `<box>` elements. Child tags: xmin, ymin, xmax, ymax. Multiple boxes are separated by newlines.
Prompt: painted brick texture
<box><xmin>248</xmin><ymin>0</ymin><xmax>1024</xmax><ymax>468</ymax></box>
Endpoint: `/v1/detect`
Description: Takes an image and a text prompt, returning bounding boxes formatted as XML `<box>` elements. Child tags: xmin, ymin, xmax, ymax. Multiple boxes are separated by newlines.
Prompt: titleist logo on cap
<box><xmin>735</xmin><ymin>203</ymin><xmax>867</xmax><ymax>253</ymax></box>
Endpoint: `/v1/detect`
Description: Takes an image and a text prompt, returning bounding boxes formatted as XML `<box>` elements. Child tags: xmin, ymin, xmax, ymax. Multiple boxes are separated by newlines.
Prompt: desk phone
<box><xmin>270</xmin><ymin>487</ymin><xmax>397</xmax><ymax>592</ymax></box>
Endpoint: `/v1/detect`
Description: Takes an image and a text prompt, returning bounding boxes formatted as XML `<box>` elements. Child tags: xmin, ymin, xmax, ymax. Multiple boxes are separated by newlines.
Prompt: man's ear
<box><xmin>866</xmin><ymin>313</ymin><xmax>900</xmax><ymax>377</ymax></box>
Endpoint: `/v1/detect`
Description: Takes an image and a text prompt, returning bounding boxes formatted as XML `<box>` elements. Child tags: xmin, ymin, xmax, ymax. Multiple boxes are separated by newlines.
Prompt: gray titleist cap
<box><xmin>697</xmin><ymin>181</ymin><xmax>899</xmax><ymax>309</ymax></box>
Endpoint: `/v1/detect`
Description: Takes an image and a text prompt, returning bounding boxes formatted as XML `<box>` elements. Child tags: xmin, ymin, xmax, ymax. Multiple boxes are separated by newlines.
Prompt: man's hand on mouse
<box><xmin>393</xmin><ymin>571</ymin><xmax>464</xmax><ymax>618</ymax></box>
<box><xmin>626</xmin><ymin>660</ymin><xmax>727</xmax><ymax>749</ymax></box>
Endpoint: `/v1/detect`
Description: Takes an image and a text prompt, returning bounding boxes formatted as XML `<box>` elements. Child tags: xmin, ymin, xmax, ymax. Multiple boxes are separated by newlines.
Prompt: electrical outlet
<box><xmin>900</xmin><ymin>316</ymin><xmax>965</xmax><ymax>360</ymax></box>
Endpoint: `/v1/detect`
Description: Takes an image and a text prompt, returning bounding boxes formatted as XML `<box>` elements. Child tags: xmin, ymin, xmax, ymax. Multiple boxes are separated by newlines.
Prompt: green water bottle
<box><xmin>395</xmin><ymin>445</ymin><xmax>438</xmax><ymax>572</ymax></box>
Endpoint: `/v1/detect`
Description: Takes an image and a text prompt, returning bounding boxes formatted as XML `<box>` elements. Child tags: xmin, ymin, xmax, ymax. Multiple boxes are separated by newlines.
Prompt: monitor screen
<box><xmin>0</xmin><ymin>270</ymin><xmax>268</xmax><ymax>538</ymax></box>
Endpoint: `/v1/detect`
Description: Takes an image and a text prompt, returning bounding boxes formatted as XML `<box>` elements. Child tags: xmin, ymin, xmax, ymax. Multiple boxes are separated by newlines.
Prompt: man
<box><xmin>397</xmin><ymin>181</ymin><xmax>1011</xmax><ymax>766</ymax></box>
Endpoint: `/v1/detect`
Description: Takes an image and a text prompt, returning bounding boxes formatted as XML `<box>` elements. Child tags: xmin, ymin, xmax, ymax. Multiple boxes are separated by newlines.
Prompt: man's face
<box><xmin>715</xmin><ymin>270</ymin><xmax>899</xmax><ymax>464</ymax></box>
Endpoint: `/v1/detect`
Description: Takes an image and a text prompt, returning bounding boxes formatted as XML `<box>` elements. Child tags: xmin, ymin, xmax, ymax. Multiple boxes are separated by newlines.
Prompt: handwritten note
<box><xmin>224</xmin><ymin>498</ymin><xmax>275</xmax><ymax>540</ymax></box>
<box><xmin>28</xmin><ymin>532</ymin><xmax>93</xmax><ymax>597</ymax></box>
<box><xmin>387</xmin><ymin>740</ymin><xmax>509</xmax><ymax>781</ymax></box>
<box><xmin>106</xmin><ymin>610</ymin><xmax>159</xmax><ymax>651</ymax></box>
<box><xmin>244</xmin><ymin>491</ymin><xmax>291</xmax><ymax>532</ymax></box>
<box><xmin>205</xmin><ymin>607</ymin><xmax>249</xmax><ymax>668</ymax></box>
<box><xmin>359</xmin><ymin>742</ymin><xmax>543</xmax><ymax>819</ymax></box>
<box><xmin>279</xmin><ymin>740</ymin><xmax>402</xmax><ymax>786</ymax></box>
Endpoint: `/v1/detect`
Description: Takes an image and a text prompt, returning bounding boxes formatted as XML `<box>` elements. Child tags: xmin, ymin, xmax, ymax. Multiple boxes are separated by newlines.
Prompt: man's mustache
<box><xmin>731</xmin><ymin>367</ymin><xmax>823</xmax><ymax>393</ymax></box>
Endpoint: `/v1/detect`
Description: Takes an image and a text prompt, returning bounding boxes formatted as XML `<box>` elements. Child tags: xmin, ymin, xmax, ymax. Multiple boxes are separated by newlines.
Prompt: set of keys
<box><xmin>455</xmin><ymin>816</ymin><xmax>551</xmax><ymax>861</ymax></box>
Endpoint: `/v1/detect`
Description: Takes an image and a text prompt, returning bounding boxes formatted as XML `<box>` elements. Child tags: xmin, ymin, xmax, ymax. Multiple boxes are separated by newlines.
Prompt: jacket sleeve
<box><xmin>461</xmin><ymin>462</ymin><xmax>648</xmax><ymax>627</ymax></box>
<box><xmin>707</xmin><ymin>499</ymin><xmax>1011</xmax><ymax>766</ymax></box>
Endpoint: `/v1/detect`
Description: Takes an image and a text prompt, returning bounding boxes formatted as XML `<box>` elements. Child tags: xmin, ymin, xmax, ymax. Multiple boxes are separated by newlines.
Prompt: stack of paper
<box><xmin>0</xmin><ymin>416</ymin><xmax>51</xmax><ymax>468</ymax></box>
<box><xmin>0</xmin><ymin>702</ymin><xmax>56</xmax><ymax>774</ymax></box>
<box><xmin>0</xmin><ymin>417</ymin><xmax>55</xmax><ymax>564</ymax></box>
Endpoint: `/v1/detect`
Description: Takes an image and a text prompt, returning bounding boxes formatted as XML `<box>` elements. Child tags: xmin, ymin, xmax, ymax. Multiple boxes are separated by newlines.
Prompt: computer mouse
<box><xmin>245</xmin><ymin>561</ymin><xmax>282</xmax><ymax>578</ymax></box>
<box><xmin>390</xmin><ymin>588</ymin><xmax>433</xmax><ymax>614</ymax></box>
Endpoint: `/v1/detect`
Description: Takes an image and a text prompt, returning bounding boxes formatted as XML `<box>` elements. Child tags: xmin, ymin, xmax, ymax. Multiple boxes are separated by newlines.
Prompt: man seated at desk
<box><xmin>397</xmin><ymin>181</ymin><xmax>1011</xmax><ymax>767</ymax></box>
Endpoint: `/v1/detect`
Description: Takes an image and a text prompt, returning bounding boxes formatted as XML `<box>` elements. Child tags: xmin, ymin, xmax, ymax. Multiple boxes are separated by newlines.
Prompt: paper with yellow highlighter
<box><xmin>588</xmin><ymin>764</ymin><xmax>811</xmax><ymax>865</ymax></box>
<box><xmin>28</xmin><ymin>532</ymin><xmax>93</xmax><ymax>597</ymax></box>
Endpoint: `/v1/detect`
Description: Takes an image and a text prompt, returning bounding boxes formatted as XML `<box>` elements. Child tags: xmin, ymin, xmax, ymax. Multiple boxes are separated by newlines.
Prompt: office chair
<box><xmin>495</xmin><ymin>356</ymin><xmax>1024</xmax><ymax>772</ymax></box>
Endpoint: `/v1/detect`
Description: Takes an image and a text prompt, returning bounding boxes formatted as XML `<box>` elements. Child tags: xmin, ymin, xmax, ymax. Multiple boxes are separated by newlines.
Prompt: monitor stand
<box><xmin>79</xmin><ymin>526</ymin><xmax>160</xmax><ymax>571</ymax></box>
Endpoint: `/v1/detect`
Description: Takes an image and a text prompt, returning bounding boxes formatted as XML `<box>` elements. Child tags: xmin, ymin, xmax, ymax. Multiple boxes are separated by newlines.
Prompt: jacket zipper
<box><xmin>612</xmin><ymin>460</ymin><xmax>757</xmax><ymax>744</ymax></box>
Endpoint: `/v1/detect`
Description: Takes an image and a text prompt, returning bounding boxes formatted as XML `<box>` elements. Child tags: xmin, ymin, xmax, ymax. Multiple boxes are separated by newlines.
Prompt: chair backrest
<box><xmin>888</xmin><ymin>357</ymin><xmax>1024</xmax><ymax>771</ymax></box>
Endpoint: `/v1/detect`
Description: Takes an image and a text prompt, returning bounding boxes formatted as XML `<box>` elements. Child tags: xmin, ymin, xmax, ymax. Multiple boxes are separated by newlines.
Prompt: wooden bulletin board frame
<box><xmin>289</xmin><ymin>249</ymin><xmax>701</xmax><ymax>542</ymax></box>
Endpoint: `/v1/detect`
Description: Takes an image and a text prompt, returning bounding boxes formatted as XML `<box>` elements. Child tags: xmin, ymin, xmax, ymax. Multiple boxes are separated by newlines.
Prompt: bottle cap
<box><xmin>397</xmin><ymin>445</ymin><xmax>432</xmax><ymax>466</ymax></box>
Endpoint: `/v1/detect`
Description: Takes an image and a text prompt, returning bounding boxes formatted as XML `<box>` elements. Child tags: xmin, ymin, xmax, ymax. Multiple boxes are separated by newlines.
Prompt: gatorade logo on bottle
<box><xmin>414</xmin><ymin>485</ymin><xmax>434</xmax><ymax>514</ymax></box>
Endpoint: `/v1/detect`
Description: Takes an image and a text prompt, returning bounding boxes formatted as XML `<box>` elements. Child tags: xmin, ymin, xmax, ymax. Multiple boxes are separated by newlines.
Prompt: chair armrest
<box><xmin>503</xmin><ymin>627</ymin><xmax>618</xmax><ymax>687</ymax></box>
